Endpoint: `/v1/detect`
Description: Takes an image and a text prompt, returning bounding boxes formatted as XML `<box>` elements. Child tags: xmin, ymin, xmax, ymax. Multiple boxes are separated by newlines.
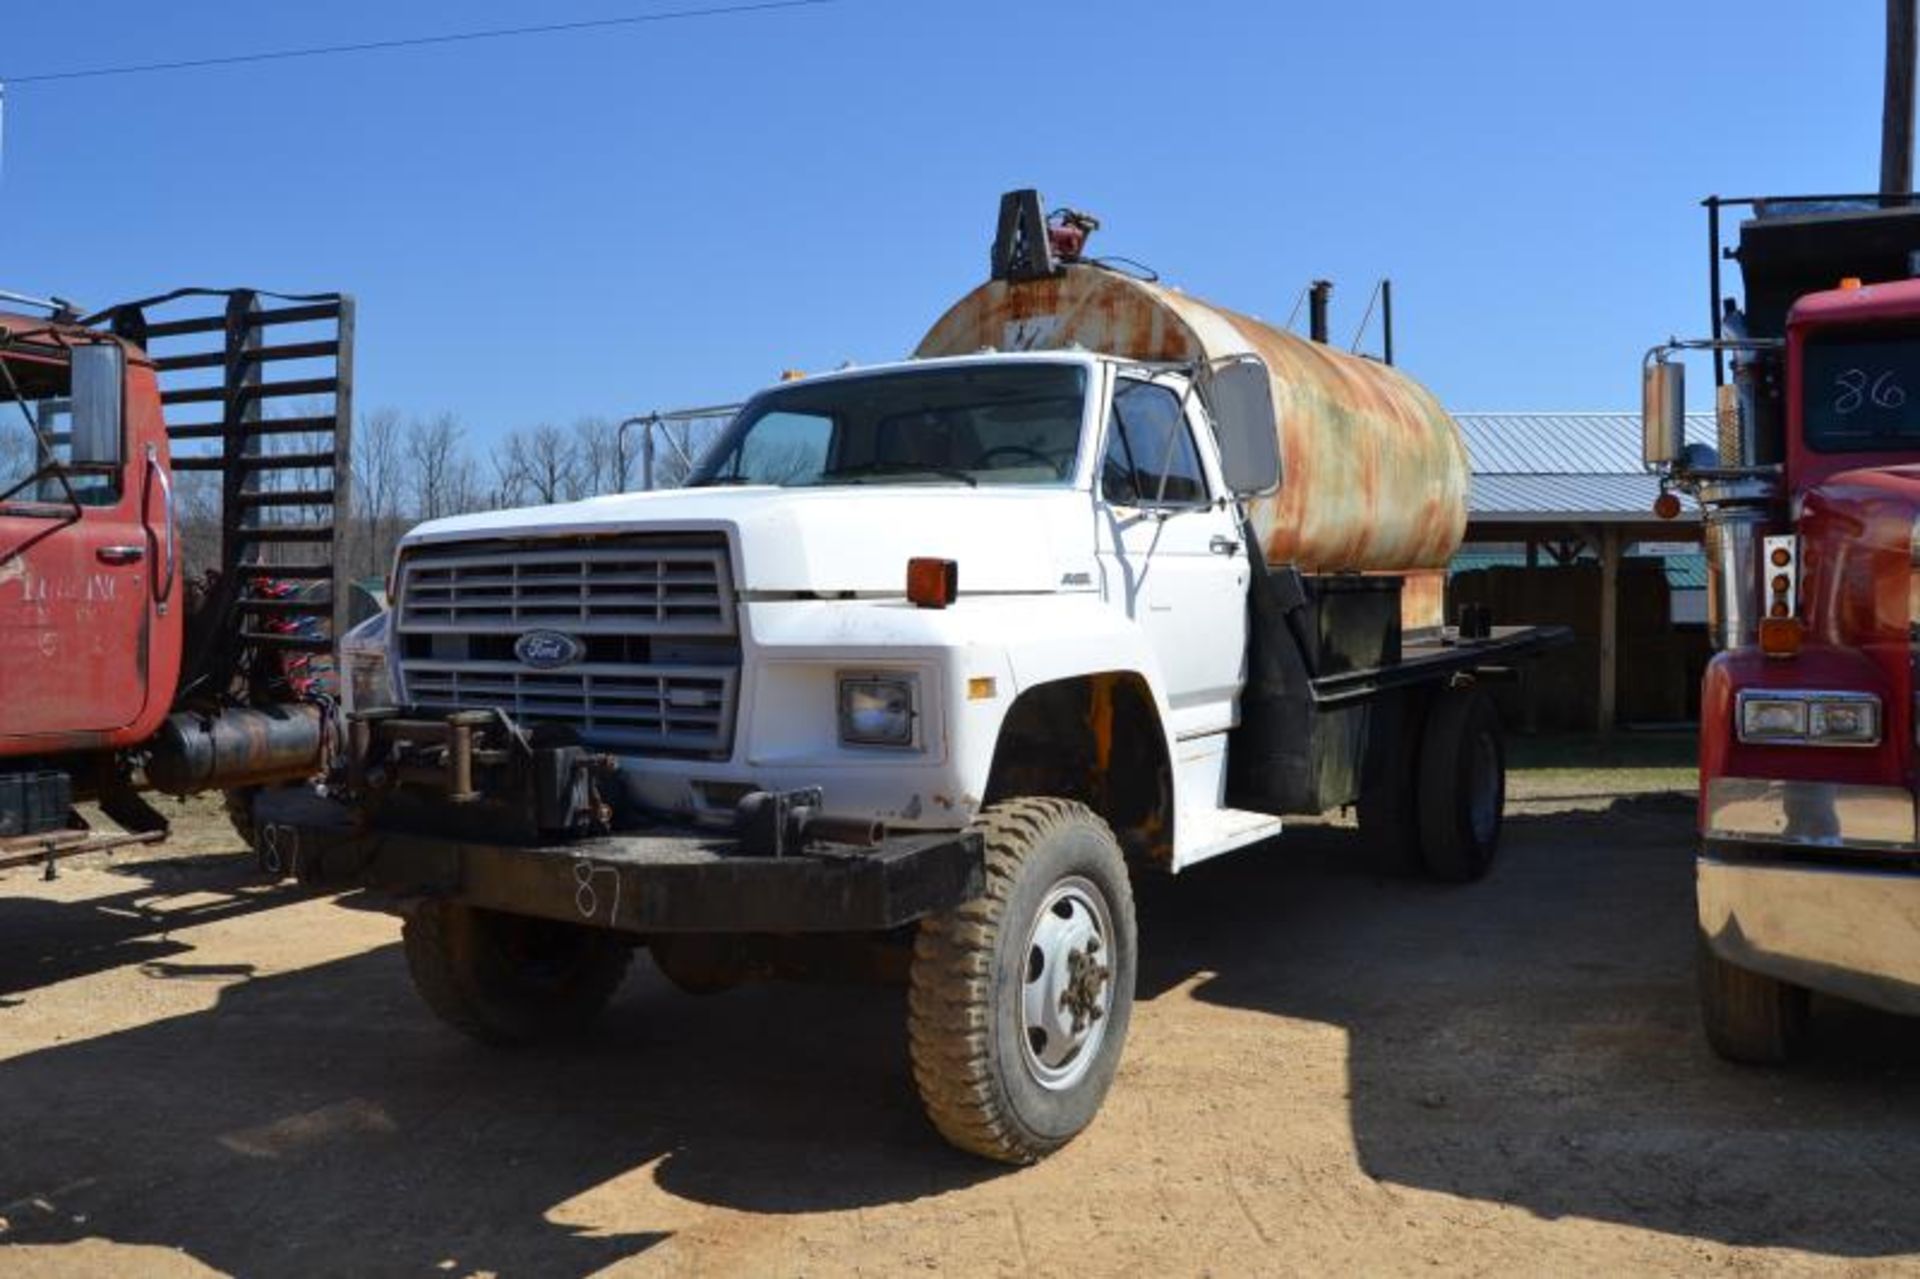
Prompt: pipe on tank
<box><xmin>145</xmin><ymin>705</ymin><xmax>326</xmax><ymax>796</ymax></box>
<box><xmin>1308</xmin><ymin>280</ymin><xmax>1333</xmax><ymax>344</ymax></box>
<box><xmin>1381</xmin><ymin>279</ymin><xmax>1394</xmax><ymax>366</ymax></box>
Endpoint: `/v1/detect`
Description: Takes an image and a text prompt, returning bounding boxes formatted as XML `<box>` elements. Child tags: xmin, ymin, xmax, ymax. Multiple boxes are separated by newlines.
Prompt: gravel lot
<box><xmin>1</xmin><ymin>777</ymin><xmax>1917</xmax><ymax>1277</ymax></box>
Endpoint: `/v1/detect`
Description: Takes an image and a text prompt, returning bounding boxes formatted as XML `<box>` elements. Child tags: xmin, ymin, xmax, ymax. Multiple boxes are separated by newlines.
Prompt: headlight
<box><xmin>837</xmin><ymin>674</ymin><xmax>918</xmax><ymax>747</ymax></box>
<box><xmin>1736</xmin><ymin>690</ymin><xmax>1879</xmax><ymax>746</ymax></box>
<box><xmin>1738</xmin><ymin>696</ymin><xmax>1807</xmax><ymax>741</ymax></box>
<box><xmin>341</xmin><ymin>612</ymin><xmax>397</xmax><ymax>715</ymax></box>
<box><xmin>1809</xmin><ymin>697</ymin><xmax>1879</xmax><ymax>743</ymax></box>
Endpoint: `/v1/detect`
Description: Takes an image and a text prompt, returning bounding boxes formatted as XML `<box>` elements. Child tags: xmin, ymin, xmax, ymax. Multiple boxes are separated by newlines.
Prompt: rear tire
<box><xmin>1697</xmin><ymin>931</ymin><xmax>1810</xmax><ymax>1063</ymax></box>
<box><xmin>402</xmin><ymin>901</ymin><xmax>631</xmax><ymax>1044</ymax></box>
<box><xmin>224</xmin><ymin>787</ymin><xmax>261</xmax><ymax>854</ymax></box>
<box><xmin>1416</xmin><ymin>685</ymin><xmax>1505</xmax><ymax>882</ymax></box>
<box><xmin>908</xmin><ymin>798</ymin><xmax>1137</xmax><ymax>1164</ymax></box>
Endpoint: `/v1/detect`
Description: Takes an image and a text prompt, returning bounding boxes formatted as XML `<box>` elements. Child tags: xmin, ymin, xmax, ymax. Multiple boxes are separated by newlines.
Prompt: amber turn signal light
<box><xmin>1759</xmin><ymin>616</ymin><xmax>1803</xmax><ymax>658</ymax></box>
<box><xmin>907</xmin><ymin>557</ymin><xmax>958</xmax><ymax>609</ymax></box>
<box><xmin>1653</xmin><ymin>492</ymin><xmax>1682</xmax><ymax>521</ymax></box>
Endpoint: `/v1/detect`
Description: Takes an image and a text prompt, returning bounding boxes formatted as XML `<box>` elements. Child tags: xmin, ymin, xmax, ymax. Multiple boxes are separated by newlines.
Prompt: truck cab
<box><xmin>372</xmin><ymin>351</ymin><xmax>1271</xmax><ymax>868</ymax></box>
<box><xmin>0</xmin><ymin>316</ymin><xmax>180</xmax><ymax>762</ymax></box>
<box><xmin>1646</xmin><ymin>197</ymin><xmax>1920</xmax><ymax>1058</ymax></box>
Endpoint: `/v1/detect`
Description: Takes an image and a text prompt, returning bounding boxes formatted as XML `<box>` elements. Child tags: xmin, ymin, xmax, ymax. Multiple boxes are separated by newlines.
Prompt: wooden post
<box><xmin>1886</xmin><ymin>0</ymin><xmax>1917</xmax><ymax>197</ymax></box>
<box><xmin>1598</xmin><ymin>526</ymin><xmax>1621</xmax><ymax>732</ymax></box>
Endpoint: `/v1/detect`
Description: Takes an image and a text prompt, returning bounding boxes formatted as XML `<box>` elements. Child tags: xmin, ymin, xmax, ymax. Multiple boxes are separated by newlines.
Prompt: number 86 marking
<box><xmin>1835</xmin><ymin>368</ymin><xmax>1909</xmax><ymax>414</ymax></box>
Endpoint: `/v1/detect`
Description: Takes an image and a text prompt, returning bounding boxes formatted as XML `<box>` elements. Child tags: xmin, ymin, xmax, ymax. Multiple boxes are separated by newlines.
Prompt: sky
<box><xmin>0</xmin><ymin>0</ymin><xmax>1899</xmax><ymax>441</ymax></box>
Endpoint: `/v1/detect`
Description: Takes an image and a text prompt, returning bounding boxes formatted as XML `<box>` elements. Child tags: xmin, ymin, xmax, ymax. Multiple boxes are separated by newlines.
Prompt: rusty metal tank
<box><xmin>916</xmin><ymin>265</ymin><xmax>1470</xmax><ymax>625</ymax></box>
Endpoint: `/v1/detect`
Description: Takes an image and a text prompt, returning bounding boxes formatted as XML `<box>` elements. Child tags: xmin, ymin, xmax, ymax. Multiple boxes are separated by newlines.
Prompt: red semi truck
<box><xmin>0</xmin><ymin>288</ymin><xmax>352</xmax><ymax>866</ymax></box>
<box><xmin>1646</xmin><ymin>195</ymin><xmax>1920</xmax><ymax>1058</ymax></box>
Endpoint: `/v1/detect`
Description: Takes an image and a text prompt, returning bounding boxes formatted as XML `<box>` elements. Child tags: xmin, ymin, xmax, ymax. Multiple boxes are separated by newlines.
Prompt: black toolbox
<box><xmin>0</xmin><ymin>770</ymin><xmax>72</xmax><ymax>837</ymax></box>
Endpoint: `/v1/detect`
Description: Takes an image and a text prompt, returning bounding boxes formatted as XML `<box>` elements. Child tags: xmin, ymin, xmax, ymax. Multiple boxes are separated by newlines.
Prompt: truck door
<box><xmin>1094</xmin><ymin>373</ymin><xmax>1250</xmax><ymax>739</ymax></box>
<box><xmin>0</xmin><ymin>343</ymin><xmax>152</xmax><ymax>738</ymax></box>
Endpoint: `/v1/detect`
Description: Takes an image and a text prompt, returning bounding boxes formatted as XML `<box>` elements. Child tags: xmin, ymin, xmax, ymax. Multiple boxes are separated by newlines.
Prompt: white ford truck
<box><xmin>291</xmin><ymin>194</ymin><xmax>1564</xmax><ymax>1163</ymax></box>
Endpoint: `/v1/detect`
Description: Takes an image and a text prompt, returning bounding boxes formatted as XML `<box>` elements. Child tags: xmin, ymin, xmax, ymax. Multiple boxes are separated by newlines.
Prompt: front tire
<box><xmin>1697</xmin><ymin>931</ymin><xmax>1810</xmax><ymax>1063</ymax></box>
<box><xmin>402</xmin><ymin>901</ymin><xmax>632</xmax><ymax>1044</ymax></box>
<box><xmin>649</xmin><ymin>933</ymin><xmax>748</xmax><ymax>995</ymax></box>
<box><xmin>908</xmin><ymin>798</ymin><xmax>1137</xmax><ymax>1164</ymax></box>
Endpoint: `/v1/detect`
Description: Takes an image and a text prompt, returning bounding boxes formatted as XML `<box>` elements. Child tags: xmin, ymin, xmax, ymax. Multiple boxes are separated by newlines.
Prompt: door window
<box><xmin>1101</xmin><ymin>379</ymin><xmax>1208</xmax><ymax>507</ymax></box>
<box><xmin>0</xmin><ymin>354</ymin><xmax>119</xmax><ymax>507</ymax></box>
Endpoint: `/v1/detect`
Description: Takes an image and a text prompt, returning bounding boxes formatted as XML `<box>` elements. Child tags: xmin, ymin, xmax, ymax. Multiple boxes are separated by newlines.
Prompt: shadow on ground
<box><xmin>0</xmin><ymin>854</ymin><xmax>324</xmax><ymax>998</ymax></box>
<box><xmin>1</xmin><ymin>794</ymin><xmax>1916</xmax><ymax>1273</ymax></box>
<box><xmin>1137</xmin><ymin>792</ymin><xmax>1920</xmax><ymax>1259</ymax></box>
<box><xmin>0</xmin><ymin>869</ymin><xmax>994</xmax><ymax>1275</ymax></box>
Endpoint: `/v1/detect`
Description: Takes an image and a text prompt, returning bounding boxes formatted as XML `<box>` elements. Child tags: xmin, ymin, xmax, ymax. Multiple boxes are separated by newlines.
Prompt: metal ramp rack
<box><xmin>92</xmin><ymin>288</ymin><xmax>354</xmax><ymax>701</ymax></box>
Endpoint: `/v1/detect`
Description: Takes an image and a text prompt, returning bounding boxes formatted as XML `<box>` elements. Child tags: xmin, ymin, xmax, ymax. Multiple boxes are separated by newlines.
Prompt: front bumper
<box><xmin>261</xmin><ymin>793</ymin><xmax>983</xmax><ymax>936</ymax></box>
<box><xmin>1698</xmin><ymin>853</ymin><xmax>1920</xmax><ymax>1016</ymax></box>
<box><xmin>1702</xmin><ymin>777</ymin><xmax>1918</xmax><ymax>853</ymax></box>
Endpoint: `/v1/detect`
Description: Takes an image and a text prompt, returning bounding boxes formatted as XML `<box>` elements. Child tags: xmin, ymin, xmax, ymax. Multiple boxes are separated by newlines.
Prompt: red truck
<box><xmin>0</xmin><ymin>288</ymin><xmax>352</xmax><ymax>867</ymax></box>
<box><xmin>1646</xmin><ymin>195</ymin><xmax>1920</xmax><ymax>1059</ymax></box>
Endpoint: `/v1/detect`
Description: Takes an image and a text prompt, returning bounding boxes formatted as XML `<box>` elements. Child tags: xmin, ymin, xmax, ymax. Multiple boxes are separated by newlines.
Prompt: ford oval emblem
<box><xmin>514</xmin><ymin>629</ymin><xmax>585</xmax><ymax>670</ymax></box>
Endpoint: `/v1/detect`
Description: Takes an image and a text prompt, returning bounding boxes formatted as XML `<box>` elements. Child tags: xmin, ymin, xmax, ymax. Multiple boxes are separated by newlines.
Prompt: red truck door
<box><xmin>0</xmin><ymin>341</ymin><xmax>156</xmax><ymax>740</ymax></box>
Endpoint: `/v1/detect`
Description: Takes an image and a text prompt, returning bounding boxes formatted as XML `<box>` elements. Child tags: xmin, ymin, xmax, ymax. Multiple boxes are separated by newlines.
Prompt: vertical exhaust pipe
<box><xmin>1308</xmin><ymin>280</ymin><xmax>1333</xmax><ymax>344</ymax></box>
<box><xmin>1380</xmin><ymin>278</ymin><xmax>1394</xmax><ymax>366</ymax></box>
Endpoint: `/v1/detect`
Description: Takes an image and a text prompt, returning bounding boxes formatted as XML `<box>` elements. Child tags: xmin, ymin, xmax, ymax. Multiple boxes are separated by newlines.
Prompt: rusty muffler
<box><xmin>146</xmin><ymin>705</ymin><xmax>326</xmax><ymax>796</ymax></box>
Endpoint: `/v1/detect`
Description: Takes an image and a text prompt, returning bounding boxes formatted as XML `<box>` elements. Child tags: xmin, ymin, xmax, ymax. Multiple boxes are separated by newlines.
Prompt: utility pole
<box><xmin>1884</xmin><ymin>0</ymin><xmax>1916</xmax><ymax>196</ymax></box>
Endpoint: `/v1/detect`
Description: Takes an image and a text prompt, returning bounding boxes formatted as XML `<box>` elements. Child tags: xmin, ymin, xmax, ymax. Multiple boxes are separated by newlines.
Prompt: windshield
<box><xmin>688</xmin><ymin>363</ymin><xmax>1087</xmax><ymax>488</ymax></box>
<box><xmin>1802</xmin><ymin>328</ymin><xmax>1920</xmax><ymax>453</ymax></box>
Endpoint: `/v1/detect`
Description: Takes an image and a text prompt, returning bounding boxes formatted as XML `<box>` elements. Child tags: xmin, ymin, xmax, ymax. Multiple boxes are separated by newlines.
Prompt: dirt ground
<box><xmin>2</xmin><ymin>769</ymin><xmax>1918</xmax><ymax>1277</ymax></box>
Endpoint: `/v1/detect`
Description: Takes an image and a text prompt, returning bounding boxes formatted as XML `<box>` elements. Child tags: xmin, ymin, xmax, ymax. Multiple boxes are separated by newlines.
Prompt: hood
<box><xmin>400</xmin><ymin>485</ymin><xmax>1096</xmax><ymax>595</ymax></box>
<box><xmin>1799</xmin><ymin>465</ymin><xmax>1920</xmax><ymax>651</ymax></box>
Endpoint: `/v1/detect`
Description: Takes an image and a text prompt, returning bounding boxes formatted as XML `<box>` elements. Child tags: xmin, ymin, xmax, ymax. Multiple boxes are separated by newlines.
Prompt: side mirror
<box><xmin>70</xmin><ymin>343</ymin><xmax>126</xmax><ymax>468</ymax></box>
<box><xmin>1642</xmin><ymin>358</ymin><xmax>1684</xmax><ymax>468</ymax></box>
<box><xmin>1202</xmin><ymin>356</ymin><xmax>1282</xmax><ymax>497</ymax></box>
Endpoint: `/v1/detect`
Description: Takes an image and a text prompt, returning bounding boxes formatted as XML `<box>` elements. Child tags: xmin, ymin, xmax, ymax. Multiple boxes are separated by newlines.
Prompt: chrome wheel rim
<box><xmin>1019</xmin><ymin>876</ymin><xmax>1115</xmax><ymax>1091</ymax></box>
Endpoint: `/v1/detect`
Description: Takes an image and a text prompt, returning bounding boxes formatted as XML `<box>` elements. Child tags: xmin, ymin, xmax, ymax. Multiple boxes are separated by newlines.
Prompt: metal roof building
<box><xmin>1453</xmin><ymin>412</ymin><xmax>1717</xmax><ymax>525</ymax></box>
<box><xmin>1446</xmin><ymin>412</ymin><xmax>1717</xmax><ymax>731</ymax></box>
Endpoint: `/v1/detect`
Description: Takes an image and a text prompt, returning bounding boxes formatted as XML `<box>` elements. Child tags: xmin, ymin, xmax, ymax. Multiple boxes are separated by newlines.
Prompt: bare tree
<box><xmin>488</xmin><ymin>444</ymin><xmax>530</xmax><ymax>510</ymax></box>
<box><xmin>445</xmin><ymin>447</ymin><xmax>485</xmax><ymax>516</ymax></box>
<box><xmin>406</xmin><ymin>412</ymin><xmax>470</xmax><ymax>522</ymax></box>
<box><xmin>501</xmin><ymin>423</ymin><xmax>581</xmax><ymax>505</ymax></box>
<box><xmin>352</xmin><ymin>407</ymin><xmax>406</xmax><ymax>577</ymax></box>
<box><xmin>572</xmin><ymin>415</ymin><xmax>623</xmax><ymax>496</ymax></box>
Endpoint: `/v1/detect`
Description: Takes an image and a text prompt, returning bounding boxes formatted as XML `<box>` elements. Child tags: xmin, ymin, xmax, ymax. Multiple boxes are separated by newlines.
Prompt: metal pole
<box><xmin>614</xmin><ymin>415</ymin><xmax>646</xmax><ymax>491</ymax></box>
<box><xmin>642</xmin><ymin>417</ymin><xmax>657</xmax><ymax>490</ymax></box>
<box><xmin>1380</xmin><ymin>279</ymin><xmax>1394</xmax><ymax>366</ymax></box>
<box><xmin>1707</xmin><ymin>197</ymin><xmax>1726</xmax><ymax>388</ymax></box>
<box><xmin>1885</xmin><ymin>0</ymin><xmax>1917</xmax><ymax>199</ymax></box>
<box><xmin>1598</xmin><ymin>526</ymin><xmax>1620</xmax><ymax>733</ymax></box>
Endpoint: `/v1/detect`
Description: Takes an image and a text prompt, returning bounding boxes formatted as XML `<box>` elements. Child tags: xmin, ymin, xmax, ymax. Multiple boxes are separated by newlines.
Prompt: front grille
<box><xmin>403</xmin><ymin>661</ymin><xmax>738</xmax><ymax>754</ymax></box>
<box><xmin>399</xmin><ymin>540</ymin><xmax>733</xmax><ymax>635</ymax></box>
<box><xmin>395</xmin><ymin>534</ymin><xmax>739</xmax><ymax>755</ymax></box>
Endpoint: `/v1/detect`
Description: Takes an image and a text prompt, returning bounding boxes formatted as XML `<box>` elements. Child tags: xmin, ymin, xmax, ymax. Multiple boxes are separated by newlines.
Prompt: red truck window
<box><xmin>1</xmin><ymin>353</ymin><xmax>120</xmax><ymax>509</ymax></box>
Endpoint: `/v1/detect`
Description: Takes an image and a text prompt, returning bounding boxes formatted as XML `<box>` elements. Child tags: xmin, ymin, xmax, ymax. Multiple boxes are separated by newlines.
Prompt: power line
<box><xmin>0</xmin><ymin>0</ymin><xmax>838</xmax><ymax>86</ymax></box>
